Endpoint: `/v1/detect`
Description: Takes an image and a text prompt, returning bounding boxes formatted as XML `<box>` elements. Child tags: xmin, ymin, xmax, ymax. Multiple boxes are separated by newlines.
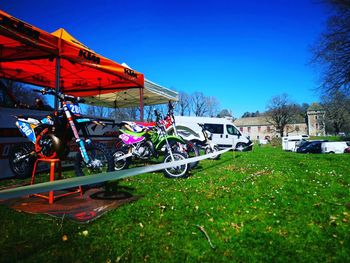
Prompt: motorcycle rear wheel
<box><xmin>8</xmin><ymin>142</ymin><xmax>36</xmax><ymax>179</ymax></box>
<box><xmin>185</xmin><ymin>142</ymin><xmax>200</xmax><ymax>168</ymax></box>
<box><xmin>112</xmin><ymin>148</ymin><xmax>130</xmax><ymax>171</ymax></box>
<box><xmin>169</xmin><ymin>140</ymin><xmax>199</xmax><ymax>169</ymax></box>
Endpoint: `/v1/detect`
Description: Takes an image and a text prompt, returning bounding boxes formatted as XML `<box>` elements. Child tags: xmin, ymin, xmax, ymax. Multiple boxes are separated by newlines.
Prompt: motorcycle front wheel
<box><xmin>75</xmin><ymin>143</ymin><xmax>113</xmax><ymax>188</ymax></box>
<box><xmin>205</xmin><ymin>145</ymin><xmax>221</xmax><ymax>160</ymax></box>
<box><xmin>8</xmin><ymin>142</ymin><xmax>35</xmax><ymax>179</ymax></box>
<box><xmin>163</xmin><ymin>151</ymin><xmax>189</xmax><ymax>179</ymax></box>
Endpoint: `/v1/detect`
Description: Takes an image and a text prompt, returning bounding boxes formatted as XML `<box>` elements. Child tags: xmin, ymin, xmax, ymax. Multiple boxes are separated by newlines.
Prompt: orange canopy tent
<box><xmin>0</xmin><ymin>10</ymin><xmax>145</xmax><ymax>115</ymax></box>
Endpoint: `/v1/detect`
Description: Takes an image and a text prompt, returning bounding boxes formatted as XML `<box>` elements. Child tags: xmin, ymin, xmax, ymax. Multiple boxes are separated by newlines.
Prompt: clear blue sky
<box><xmin>2</xmin><ymin>0</ymin><xmax>328</xmax><ymax>117</ymax></box>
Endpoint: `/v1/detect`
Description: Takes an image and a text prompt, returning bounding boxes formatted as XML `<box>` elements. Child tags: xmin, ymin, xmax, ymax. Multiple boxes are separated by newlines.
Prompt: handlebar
<box><xmin>33</xmin><ymin>88</ymin><xmax>84</xmax><ymax>103</ymax></box>
<box><xmin>154</xmin><ymin>110</ymin><xmax>162</xmax><ymax>121</ymax></box>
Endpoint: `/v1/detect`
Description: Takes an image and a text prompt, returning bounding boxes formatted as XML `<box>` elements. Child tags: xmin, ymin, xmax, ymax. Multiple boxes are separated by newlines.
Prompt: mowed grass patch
<box><xmin>0</xmin><ymin>146</ymin><xmax>349</xmax><ymax>262</ymax></box>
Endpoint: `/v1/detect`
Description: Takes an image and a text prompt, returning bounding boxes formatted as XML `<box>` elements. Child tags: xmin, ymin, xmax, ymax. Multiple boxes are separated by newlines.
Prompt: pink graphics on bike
<box><xmin>119</xmin><ymin>133</ymin><xmax>145</xmax><ymax>145</ymax></box>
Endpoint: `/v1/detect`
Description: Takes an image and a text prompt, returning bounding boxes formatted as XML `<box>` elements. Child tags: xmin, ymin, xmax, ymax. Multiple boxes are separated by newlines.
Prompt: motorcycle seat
<box><xmin>16</xmin><ymin>116</ymin><xmax>41</xmax><ymax>125</ymax></box>
<box><xmin>121</xmin><ymin>129</ymin><xmax>147</xmax><ymax>138</ymax></box>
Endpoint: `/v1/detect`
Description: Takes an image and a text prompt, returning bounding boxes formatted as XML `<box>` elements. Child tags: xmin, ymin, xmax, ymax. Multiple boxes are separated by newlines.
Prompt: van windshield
<box><xmin>227</xmin><ymin>125</ymin><xmax>240</xmax><ymax>136</ymax></box>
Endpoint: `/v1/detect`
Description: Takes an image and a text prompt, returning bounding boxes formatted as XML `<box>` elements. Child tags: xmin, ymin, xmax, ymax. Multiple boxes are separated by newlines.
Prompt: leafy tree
<box><xmin>241</xmin><ymin>111</ymin><xmax>262</xmax><ymax>118</ymax></box>
<box><xmin>217</xmin><ymin>109</ymin><xmax>233</xmax><ymax>118</ymax></box>
<box><xmin>241</xmin><ymin>112</ymin><xmax>251</xmax><ymax>118</ymax></box>
<box><xmin>312</xmin><ymin>0</ymin><xmax>350</xmax><ymax>95</ymax></box>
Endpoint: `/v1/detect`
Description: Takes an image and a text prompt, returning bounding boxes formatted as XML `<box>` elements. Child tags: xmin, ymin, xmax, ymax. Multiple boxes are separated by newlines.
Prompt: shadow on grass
<box><xmin>90</xmin><ymin>190</ymin><xmax>133</xmax><ymax>200</ymax></box>
<box><xmin>192</xmin><ymin>156</ymin><xmax>234</xmax><ymax>174</ymax></box>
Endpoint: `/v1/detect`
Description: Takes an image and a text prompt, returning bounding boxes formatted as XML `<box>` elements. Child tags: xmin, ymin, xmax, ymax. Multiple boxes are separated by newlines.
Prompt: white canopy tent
<box><xmin>82</xmin><ymin>63</ymin><xmax>178</xmax><ymax>120</ymax></box>
<box><xmin>83</xmin><ymin>78</ymin><xmax>178</xmax><ymax>108</ymax></box>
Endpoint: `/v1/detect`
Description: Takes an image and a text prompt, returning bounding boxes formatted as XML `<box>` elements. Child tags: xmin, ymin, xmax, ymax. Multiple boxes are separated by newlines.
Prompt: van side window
<box><xmin>204</xmin><ymin>124</ymin><xmax>223</xmax><ymax>134</ymax></box>
<box><xmin>227</xmin><ymin>125</ymin><xmax>240</xmax><ymax>135</ymax></box>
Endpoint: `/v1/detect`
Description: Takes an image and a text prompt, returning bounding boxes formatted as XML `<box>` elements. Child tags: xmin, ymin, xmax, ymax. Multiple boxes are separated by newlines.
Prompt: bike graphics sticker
<box><xmin>120</xmin><ymin>133</ymin><xmax>145</xmax><ymax>145</ymax></box>
<box><xmin>16</xmin><ymin>121</ymin><xmax>36</xmax><ymax>143</ymax></box>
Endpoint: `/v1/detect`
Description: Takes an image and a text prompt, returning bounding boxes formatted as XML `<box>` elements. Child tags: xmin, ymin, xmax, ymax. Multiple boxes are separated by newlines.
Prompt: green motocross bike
<box><xmin>112</xmin><ymin>110</ymin><xmax>190</xmax><ymax>178</ymax></box>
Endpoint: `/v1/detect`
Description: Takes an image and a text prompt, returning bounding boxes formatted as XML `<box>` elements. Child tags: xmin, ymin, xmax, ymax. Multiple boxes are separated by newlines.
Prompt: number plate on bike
<box><xmin>67</xmin><ymin>102</ymin><xmax>82</xmax><ymax>116</ymax></box>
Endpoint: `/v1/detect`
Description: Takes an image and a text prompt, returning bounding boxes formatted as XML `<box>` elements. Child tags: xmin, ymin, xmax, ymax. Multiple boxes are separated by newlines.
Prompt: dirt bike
<box><xmin>177</xmin><ymin>123</ymin><xmax>221</xmax><ymax>160</ymax></box>
<box><xmin>9</xmin><ymin>88</ymin><xmax>112</xmax><ymax>183</ymax></box>
<box><xmin>112</xmin><ymin>110</ymin><xmax>190</xmax><ymax>178</ymax></box>
<box><xmin>163</xmin><ymin>102</ymin><xmax>200</xmax><ymax>167</ymax></box>
<box><xmin>114</xmin><ymin>102</ymin><xmax>200</xmax><ymax>168</ymax></box>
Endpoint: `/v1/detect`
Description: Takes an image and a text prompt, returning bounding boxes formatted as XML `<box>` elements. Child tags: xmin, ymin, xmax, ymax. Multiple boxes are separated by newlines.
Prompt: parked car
<box><xmin>282</xmin><ymin>135</ymin><xmax>309</xmax><ymax>151</ymax></box>
<box><xmin>321</xmin><ymin>141</ymin><xmax>349</xmax><ymax>154</ymax></box>
<box><xmin>296</xmin><ymin>140</ymin><xmax>325</xmax><ymax>154</ymax></box>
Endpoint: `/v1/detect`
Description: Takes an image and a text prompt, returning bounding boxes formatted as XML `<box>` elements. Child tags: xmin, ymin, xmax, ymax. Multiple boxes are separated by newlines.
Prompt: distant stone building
<box><xmin>234</xmin><ymin>103</ymin><xmax>325</xmax><ymax>140</ymax></box>
<box><xmin>234</xmin><ymin>116</ymin><xmax>307</xmax><ymax>140</ymax></box>
<box><xmin>307</xmin><ymin>103</ymin><xmax>326</xmax><ymax>136</ymax></box>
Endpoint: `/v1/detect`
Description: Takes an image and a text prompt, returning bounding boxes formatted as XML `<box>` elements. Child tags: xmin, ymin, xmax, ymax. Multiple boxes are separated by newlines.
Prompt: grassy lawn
<box><xmin>0</xmin><ymin>146</ymin><xmax>349</xmax><ymax>262</ymax></box>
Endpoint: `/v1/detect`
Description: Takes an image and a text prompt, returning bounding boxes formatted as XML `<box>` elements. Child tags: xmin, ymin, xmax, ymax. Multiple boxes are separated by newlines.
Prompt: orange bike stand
<box><xmin>30</xmin><ymin>158</ymin><xmax>82</xmax><ymax>204</ymax></box>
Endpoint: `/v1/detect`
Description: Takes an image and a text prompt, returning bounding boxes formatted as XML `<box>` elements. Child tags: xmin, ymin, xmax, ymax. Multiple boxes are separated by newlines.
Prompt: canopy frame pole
<box><xmin>54</xmin><ymin>31</ymin><xmax>63</xmax><ymax>110</ymax></box>
<box><xmin>139</xmin><ymin>87</ymin><xmax>144</xmax><ymax>121</ymax></box>
<box><xmin>54</xmin><ymin>56</ymin><xmax>60</xmax><ymax>110</ymax></box>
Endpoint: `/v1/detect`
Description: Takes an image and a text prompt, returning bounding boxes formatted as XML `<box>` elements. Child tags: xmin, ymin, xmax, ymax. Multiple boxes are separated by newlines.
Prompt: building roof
<box><xmin>234</xmin><ymin>116</ymin><xmax>306</xmax><ymax>127</ymax></box>
<box><xmin>234</xmin><ymin>116</ymin><xmax>271</xmax><ymax>126</ymax></box>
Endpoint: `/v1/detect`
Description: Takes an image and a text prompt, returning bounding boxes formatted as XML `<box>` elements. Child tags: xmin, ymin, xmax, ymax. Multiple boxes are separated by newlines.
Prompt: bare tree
<box><xmin>144</xmin><ymin>105</ymin><xmax>156</xmax><ymax>121</ymax></box>
<box><xmin>85</xmin><ymin>105</ymin><xmax>112</xmax><ymax>118</ymax></box>
<box><xmin>176</xmin><ymin>91</ymin><xmax>191</xmax><ymax>116</ymax></box>
<box><xmin>206</xmin><ymin>96</ymin><xmax>220</xmax><ymax>117</ymax></box>
<box><xmin>321</xmin><ymin>91</ymin><xmax>350</xmax><ymax>134</ymax></box>
<box><xmin>191</xmin><ymin>92</ymin><xmax>208</xmax><ymax>116</ymax></box>
<box><xmin>1</xmin><ymin>79</ymin><xmax>48</xmax><ymax>108</ymax></box>
<box><xmin>312</xmin><ymin>0</ymin><xmax>350</xmax><ymax>95</ymax></box>
<box><xmin>266</xmin><ymin>94</ymin><xmax>299</xmax><ymax>137</ymax></box>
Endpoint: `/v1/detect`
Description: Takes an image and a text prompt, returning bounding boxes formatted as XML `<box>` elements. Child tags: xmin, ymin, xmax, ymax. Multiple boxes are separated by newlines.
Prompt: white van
<box><xmin>174</xmin><ymin>116</ymin><xmax>253</xmax><ymax>151</ymax></box>
<box><xmin>321</xmin><ymin>141</ymin><xmax>349</xmax><ymax>154</ymax></box>
<box><xmin>282</xmin><ymin>135</ymin><xmax>309</xmax><ymax>152</ymax></box>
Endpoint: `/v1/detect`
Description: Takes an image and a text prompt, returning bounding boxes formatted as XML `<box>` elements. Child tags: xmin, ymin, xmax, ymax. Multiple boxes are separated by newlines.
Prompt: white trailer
<box><xmin>321</xmin><ymin>141</ymin><xmax>349</xmax><ymax>154</ymax></box>
<box><xmin>282</xmin><ymin>135</ymin><xmax>309</xmax><ymax>152</ymax></box>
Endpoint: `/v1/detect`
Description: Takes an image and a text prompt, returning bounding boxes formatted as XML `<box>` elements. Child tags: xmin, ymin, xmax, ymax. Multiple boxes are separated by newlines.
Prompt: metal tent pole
<box><xmin>139</xmin><ymin>87</ymin><xmax>144</xmax><ymax>121</ymax></box>
<box><xmin>54</xmin><ymin>56</ymin><xmax>60</xmax><ymax>110</ymax></box>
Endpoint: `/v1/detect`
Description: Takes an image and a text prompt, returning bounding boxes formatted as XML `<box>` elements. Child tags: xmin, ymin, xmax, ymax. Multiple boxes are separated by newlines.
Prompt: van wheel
<box><xmin>329</xmin><ymin>151</ymin><xmax>335</xmax><ymax>154</ymax></box>
<box><xmin>235</xmin><ymin>143</ymin><xmax>246</xmax><ymax>152</ymax></box>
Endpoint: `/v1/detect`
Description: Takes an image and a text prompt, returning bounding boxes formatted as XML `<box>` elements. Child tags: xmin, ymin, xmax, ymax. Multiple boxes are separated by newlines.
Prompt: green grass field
<box><xmin>0</xmin><ymin>146</ymin><xmax>349</xmax><ymax>262</ymax></box>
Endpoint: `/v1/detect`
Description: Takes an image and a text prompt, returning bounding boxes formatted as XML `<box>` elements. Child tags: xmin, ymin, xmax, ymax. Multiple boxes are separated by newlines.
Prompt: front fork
<box><xmin>63</xmin><ymin>103</ymin><xmax>90</xmax><ymax>164</ymax></box>
<box><xmin>164</xmin><ymin>138</ymin><xmax>175</xmax><ymax>162</ymax></box>
<box><xmin>76</xmin><ymin>138</ymin><xmax>91</xmax><ymax>164</ymax></box>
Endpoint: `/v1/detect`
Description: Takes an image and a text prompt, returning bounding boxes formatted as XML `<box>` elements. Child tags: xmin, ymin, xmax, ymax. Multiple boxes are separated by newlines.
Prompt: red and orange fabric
<box><xmin>0</xmin><ymin>10</ymin><xmax>144</xmax><ymax>97</ymax></box>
